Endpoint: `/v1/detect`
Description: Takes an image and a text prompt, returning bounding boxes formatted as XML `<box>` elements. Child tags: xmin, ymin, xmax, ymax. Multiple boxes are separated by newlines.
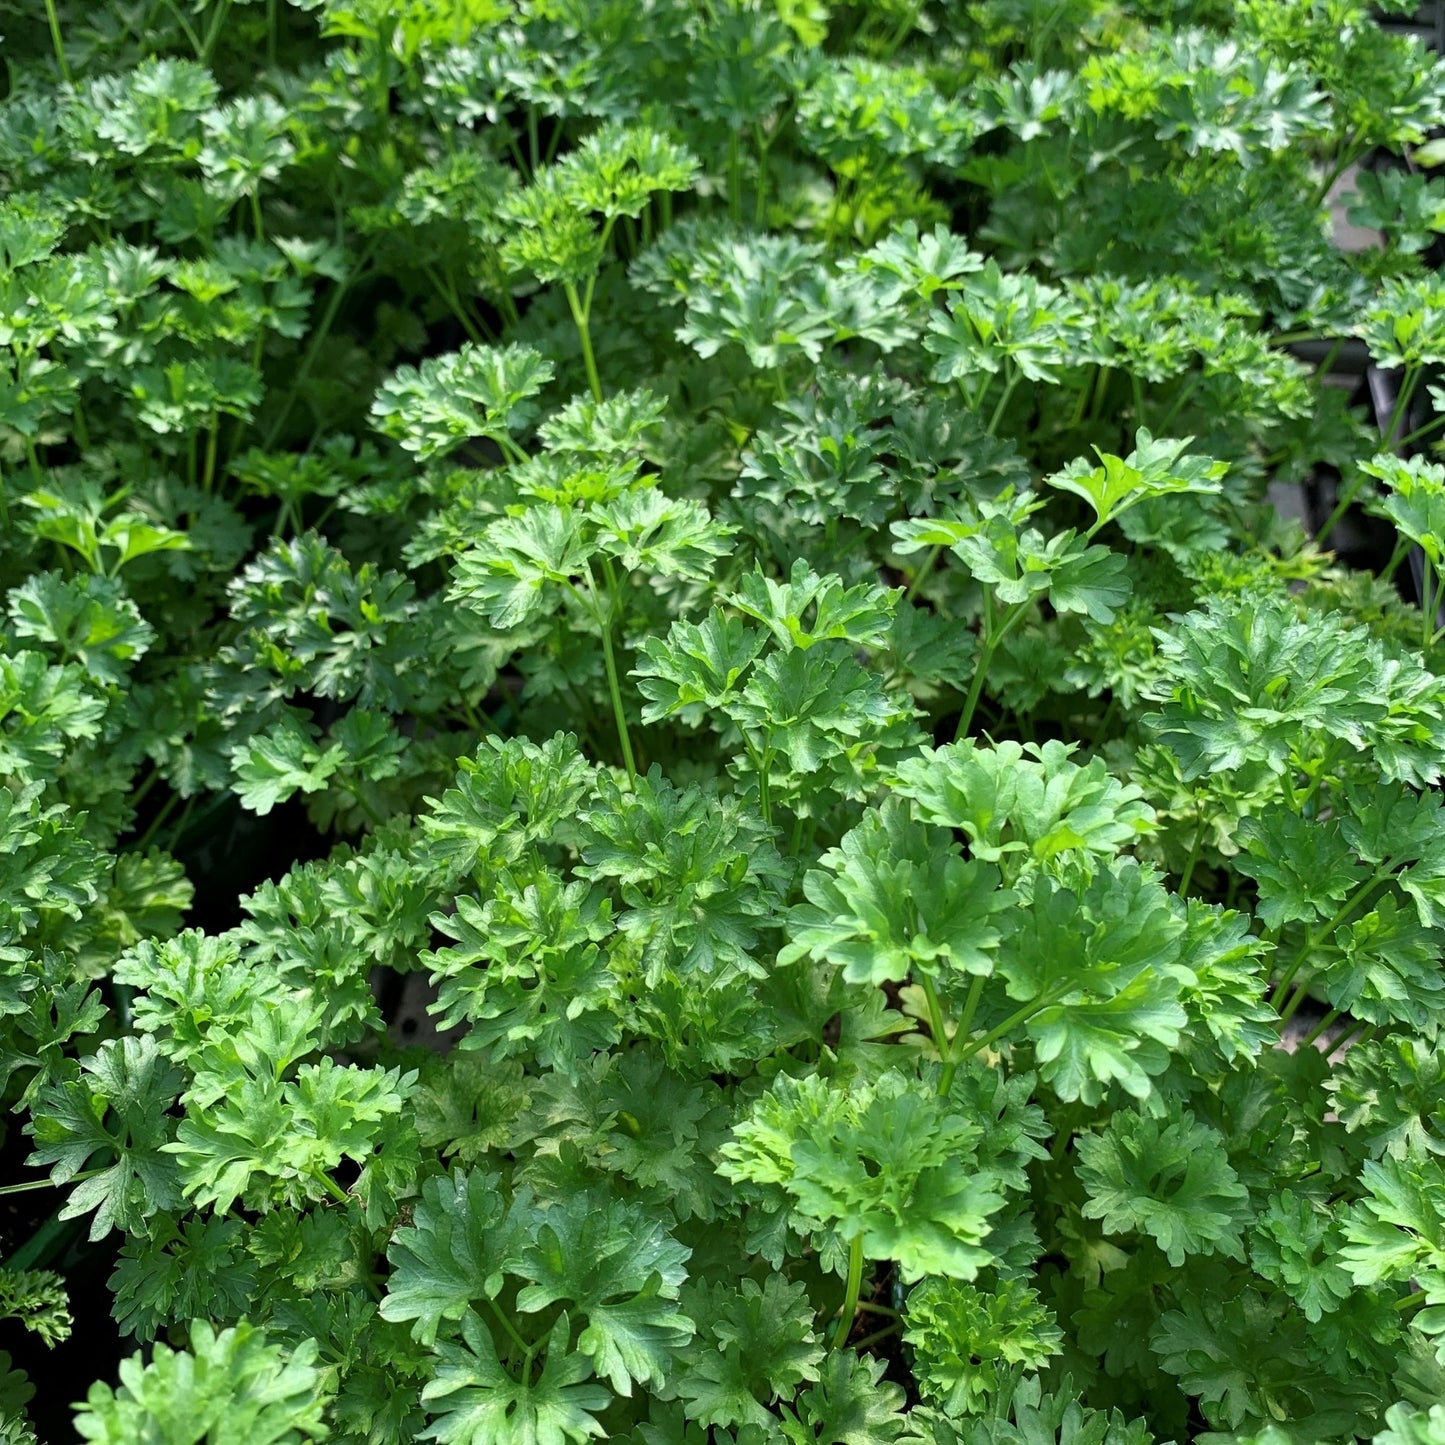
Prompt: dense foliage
<box><xmin>6</xmin><ymin>0</ymin><xmax>1445</xmax><ymax>1440</ymax></box>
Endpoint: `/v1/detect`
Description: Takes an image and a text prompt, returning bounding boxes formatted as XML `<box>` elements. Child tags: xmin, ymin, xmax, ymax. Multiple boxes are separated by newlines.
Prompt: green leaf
<box><xmin>1076</xmin><ymin>1110</ymin><xmax>1250</xmax><ymax>1267</ymax></box>
<box><xmin>421</xmin><ymin>1314</ymin><xmax>610</xmax><ymax>1445</ymax></box>
<box><xmin>73</xmin><ymin>1320</ymin><xmax>329</xmax><ymax>1445</ymax></box>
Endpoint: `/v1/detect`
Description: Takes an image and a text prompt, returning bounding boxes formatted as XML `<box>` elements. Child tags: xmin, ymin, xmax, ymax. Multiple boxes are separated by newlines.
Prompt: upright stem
<box><xmin>200</xmin><ymin>0</ymin><xmax>234</xmax><ymax>63</ymax></box>
<box><xmin>262</xmin><ymin>246</ymin><xmax>375</xmax><ymax>448</ymax></box>
<box><xmin>834</xmin><ymin>1237</ymin><xmax>865</xmax><ymax>1347</ymax></box>
<box><xmin>903</xmin><ymin>544</ymin><xmax>943</xmax><ymax>605</ymax></box>
<box><xmin>201</xmin><ymin>415</ymin><xmax>220</xmax><ymax>493</ymax></box>
<box><xmin>45</xmin><ymin>0</ymin><xmax>72</xmax><ymax>84</ymax></box>
<box><xmin>593</xmin><ymin>560</ymin><xmax>637</xmax><ymax>782</ymax></box>
<box><xmin>1177</xmin><ymin>817</ymin><xmax>1208</xmax><ymax>897</ymax></box>
<box><xmin>953</xmin><ymin>986</ymin><xmax>1064</xmax><ymax>1065</ymax></box>
<box><xmin>1320</xmin><ymin>366</ymin><xmax>1421</xmax><ymax>545</ymax></box>
<box><xmin>918</xmin><ymin>973</ymin><xmax>952</xmax><ymax>1072</ymax></box>
<box><xmin>1300</xmin><ymin>1009</ymin><xmax>1342</xmax><ymax>1051</ymax></box>
<box><xmin>311</xmin><ymin>1168</ymin><xmax>351</xmax><ymax>1206</ymax></box>
<box><xmin>565</xmin><ymin>280</ymin><xmax>604</xmax><ymax>403</ymax></box>
<box><xmin>955</xmin><ymin>599</ymin><xmax>1028</xmax><ymax>741</ymax></box>
<box><xmin>986</xmin><ymin>365</ymin><xmax>1020</xmax><ymax>435</ymax></box>
<box><xmin>753</xmin><ymin>745</ymin><xmax>774</xmax><ymax>829</ymax></box>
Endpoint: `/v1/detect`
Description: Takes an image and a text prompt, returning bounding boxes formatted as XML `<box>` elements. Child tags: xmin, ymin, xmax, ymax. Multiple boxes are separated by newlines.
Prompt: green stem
<box><xmin>1275</xmin><ymin>859</ymin><xmax>1400</xmax><ymax>1011</ymax></box>
<box><xmin>833</xmin><ymin>1237</ymin><xmax>865</xmax><ymax>1347</ymax></box>
<box><xmin>1177</xmin><ymin>816</ymin><xmax>1208</xmax><ymax>896</ymax></box>
<box><xmin>4</xmin><ymin>1213</ymin><xmax>76</xmax><ymax>1272</ymax></box>
<box><xmin>1321</xmin><ymin>367</ymin><xmax>1422</xmax><ymax>544</ymax></box>
<box><xmin>1395</xmin><ymin>413</ymin><xmax>1445</xmax><ymax>452</ymax></box>
<box><xmin>853</xmin><ymin>1322</ymin><xmax>902</xmax><ymax>1352</ymax></box>
<box><xmin>164</xmin><ymin>0</ymin><xmax>205</xmax><ymax>55</ymax></box>
<box><xmin>903</xmin><ymin>544</ymin><xmax>942</xmax><ymax>605</ymax></box>
<box><xmin>755</xmin><ymin>745</ymin><xmax>774</xmax><ymax>830</ymax></box>
<box><xmin>266</xmin><ymin>0</ymin><xmax>278</xmax><ymax>67</ymax></box>
<box><xmin>1310</xmin><ymin>136</ymin><xmax>1362</xmax><ymax>209</ymax></box>
<box><xmin>592</xmin><ymin>560</ymin><xmax>637</xmax><ymax>781</ymax></box>
<box><xmin>986</xmin><ymin>366</ymin><xmax>1021</xmax><ymax>436</ymax></box>
<box><xmin>954</xmin><ymin>987</ymin><xmax>1065</xmax><ymax>1065</ymax></box>
<box><xmin>136</xmin><ymin>790</ymin><xmax>182</xmax><ymax>851</ymax></box>
<box><xmin>1154</xmin><ymin>373</ymin><xmax>1200</xmax><ymax>436</ymax></box>
<box><xmin>1299</xmin><ymin>1008</ymin><xmax>1341</xmax><ymax>1051</ymax></box>
<box><xmin>311</xmin><ymin>1168</ymin><xmax>351</xmax><ymax>1206</ymax></box>
<box><xmin>955</xmin><ymin>600</ymin><xmax>1028</xmax><ymax>741</ymax></box>
<box><xmin>1386</xmin><ymin>366</ymin><xmax>1423</xmax><ymax>449</ymax></box>
<box><xmin>0</xmin><ymin>1169</ymin><xmax>100</xmax><ymax>1198</ymax></box>
<box><xmin>250</xmin><ymin>189</ymin><xmax>265</xmax><ymax>243</ymax></box>
<box><xmin>728</xmin><ymin>130</ymin><xmax>744</xmax><ymax>225</ymax></box>
<box><xmin>1381</xmin><ymin>535</ymin><xmax>1413</xmax><ymax>586</ymax></box>
<box><xmin>487</xmin><ymin>1298</ymin><xmax>535</xmax><ymax>1360</ymax></box>
<box><xmin>941</xmin><ymin>974</ymin><xmax>986</xmax><ymax>1095</ymax></box>
<box><xmin>44</xmin><ymin>0</ymin><xmax>72</xmax><ymax>83</ymax></box>
<box><xmin>200</xmin><ymin>0</ymin><xmax>234</xmax><ymax>63</ymax></box>
<box><xmin>201</xmin><ymin>415</ymin><xmax>220</xmax><ymax>493</ymax></box>
<box><xmin>565</xmin><ymin>280</ymin><xmax>604</xmax><ymax>403</ymax></box>
<box><xmin>262</xmin><ymin>245</ymin><xmax>376</xmax><ymax>448</ymax></box>
<box><xmin>1396</xmin><ymin>1289</ymin><xmax>1427</xmax><ymax>1313</ymax></box>
<box><xmin>917</xmin><ymin>972</ymin><xmax>952</xmax><ymax>1077</ymax></box>
<box><xmin>1276</xmin><ymin>976</ymin><xmax>1315</xmax><ymax>1028</ymax></box>
<box><xmin>425</xmin><ymin>266</ymin><xmax>488</xmax><ymax>345</ymax></box>
<box><xmin>1312</xmin><ymin>335</ymin><xmax>1347</xmax><ymax>379</ymax></box>
<box><xmin>1296</xmin><ymin>741</ymin><xmax>1342</xmax><ymax>816</ymax></box>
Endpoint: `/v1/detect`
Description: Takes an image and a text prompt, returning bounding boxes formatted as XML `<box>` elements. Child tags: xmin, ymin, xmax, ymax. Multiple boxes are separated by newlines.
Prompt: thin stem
<box><xmin>0</xmin><ymin>1169</ymin><xmax>100</xmax><ymax>1198</ymax></box>
<box><xmin>1297</xmin><ymin>741</ymin><xmax>1342</xmax><ymax>816</ymax></box>
<box><xmin>1424</xmin><ymin>558</ymin><xmax>1439</xmax><ymax>654</ymax></box>
<box><xmin>853</xmin><ymin>1322</ymin><xmax>902</xmax><ymax>1352</ymax></box>
<box><xmin>592</xmin><ymin>559</ymin><xmax>637</xmax><ymax>782</ymax></box>
<box><xmin>44</xmin><ymin>0</ymin><xmax>72</xmax><ymax>83</ymax></box>
<box><xmin>833</xmin><ymin>1236</ymin><xmax>865</xmax><ymax>1347</ymax></box>
<box><xmin>1386</xmin><ymin>366</ymin><xmax>1423</xmax><ymax>449</ymax></box>
<box><xmin>903</xmin><ymin>544</ymin><xmax>942</xmax><ymax>605</ymax></box>
<box><xmin>487</xmin><ymin>1298</ymin><xmax>535</xmax><ymax>1360</ymax></box>
<box><xmin>1396</xmin><ymin>412</ymin><xmax>1445</xmax><ymax>452</ymax></box>
<box><xmin>266</xmin><ymin>0</ymin><xmax>278</xmax><ymax>67</ymax></box>
<box><xmin>1275</xmin><ymin>859</ymin><xmax>1400</xmax><ymax>1011</ymax></box>
<box><xmin>199</xmin><ymin>0</ymin><xmax>234</xmax><ymax>63</ymax></box>
<box><xmin>262</xmin><ymin>245</ymin><xmax>375</xmax><ymax>447</ymax></box>
<box><xmin>757</xmin><ymin>747</ymin><xmax>774</xmax><ymax>830</ymax></box>
<box><xmin>136</xmin><ymin>791</ymin><xmax>182</xmax><ymax>851</ymax></box>
<box><xmin>986</xmin><ymin>365</ymin><xmax>1021</xmax><ymax>436</ymax></box>
<box><xmin>941</xmin><ymin>974</ymin><xmax>987</xmax><ymax>1095</ymax></box>
<box><xmin>1177</xmin><ymin>816</ymin><xmax>1208</xmax><ymax>897</ymax></box>
<box><xmin>1276</xmin><ymin>976</ymin><xmax>1315</xmax><ymax>1028</ymax></box>
<box><xmin>1154</xmin><ymin>374</ymin><xmax>1200</xmax><ymax>436</ymax></box>
<box><xmin>954</xmin><ymin>986</ymin><xmax>1065</xmax><ymax>1065</ymax></box>
<box><xmin>201</xmin><ymin>415</ymin><xmax>220</xmax><ymax>493</ymax></box>
<box><xmin>311</xmin><ymin>1168</ymin><xmax>351</xmax><ymax>1206</ymax></box>
<box><xmin>1312</xmin><ymin>336</ymin><xmax>1347</xmax><ymax>379</ymax></box>
<box><xmin>1310</xmin><ymin>136</ymin><xmax>1362</xmax><ymax>209</ymax></box>
<box><xmin>1381</xmin><ymin>535</ymin><xmax>1413</xmax><ymax>586</ymax></box>
<box><xmin>564</xmin><ymin>281</ymin><xmax>604</xmax><ymax>403</ymax></box>
<box><xmin>164</xmin><ymin>0</ymin><xmax>205</xmax><ymax>56</ymax></box>
<box><xmin>917</xmin><ymin>973</ymin><xmax>952</xmax><ymax>1078</ymax></box>
<box><xmin>424</xmin><ymin>266</ymin><xmax>488</xmax><ymax>346</ymax></box>
<box><xmin>1299</xmin><ymin>1009</ymin><xmax>1341</xmax><ymax>1051</ymax></box>
<box><xmin>1396</xmin><ymin>1289</ymin><xmax>1427</xmax><ymax>1313</ymax></box>
<box><xmin>955</xmin><ymin>600</ymin><xmax>1028</xmax><ymax>741</ymax></box>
